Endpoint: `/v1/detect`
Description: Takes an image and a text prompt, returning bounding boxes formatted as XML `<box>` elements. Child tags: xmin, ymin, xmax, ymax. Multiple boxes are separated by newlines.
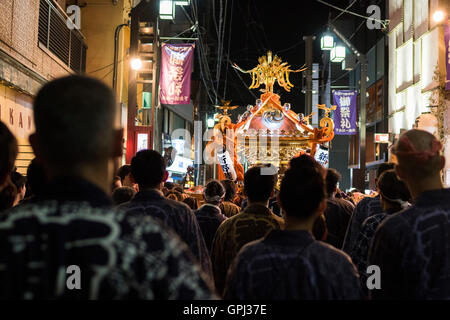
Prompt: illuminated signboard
<box><xmin>137</xmin><ymin>133</ymin><xmax>148</xmax><ymax>152</ymax></box>
<box><xmin>167</xmin><ymin>155</ymin><xmax>193</xmax><ymax>173</ymax></box>
<box><xmin>374</xmin><ymin>133</ymin><xmax>389</xmax><ymax>143</ymax></box>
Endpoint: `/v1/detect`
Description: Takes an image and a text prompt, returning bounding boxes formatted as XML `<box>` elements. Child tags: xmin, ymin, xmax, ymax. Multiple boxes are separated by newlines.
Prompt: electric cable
<box><xmin>315</xmin><ymin>0</ymin><xmax>388</xmax><ymax>28</ymax></box>
<box><xmin>222</xmin><ymin>0</ymin><xmax>234</xmax><ymax>100</ymax></box>
<box><xmin>330</xmin><ymin>0</ymin><xmax>357</xmax><ymax>23</ymax></box>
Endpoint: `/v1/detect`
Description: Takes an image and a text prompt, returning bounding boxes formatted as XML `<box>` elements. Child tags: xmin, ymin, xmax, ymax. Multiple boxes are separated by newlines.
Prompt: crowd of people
<box><xmin>0</xmin><ymin>74</ymin><xmax>449</xmax><ymax>300</ymax></box>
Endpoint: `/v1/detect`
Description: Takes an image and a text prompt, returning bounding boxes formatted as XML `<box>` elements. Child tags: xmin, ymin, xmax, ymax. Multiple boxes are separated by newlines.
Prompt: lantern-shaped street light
<box><xmin>320</xmin><ymin>35</ymin><xmax>334</xmax><ymax>51</ymax></box>
<box><xmin>330</xmin><ymin>46</ymin><xmax>346</xmax><ymax>63</ymax></box>
<box><xmin>160</xmin><ymin>0</ymin><xmax>175</xmax><ymax>20</ymax></box>
<box><xmin>207</xmin><ymin>117</ymin><xmax>215</xmax><ymax>128</ymax></box>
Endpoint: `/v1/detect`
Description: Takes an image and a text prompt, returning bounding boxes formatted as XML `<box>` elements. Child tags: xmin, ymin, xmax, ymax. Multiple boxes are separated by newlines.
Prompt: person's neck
<box><xmin>49</xmin><ymin>161</ymin><xmax>111</xmax><ymax>194</ymax></box>
<box><xmin>205</xmin><ymin>201</ymin><xmax>220</xmax><ymax>207</ymax></box>
<box><xmin>13</xmin><ymin>194</ymin><xmax>21</xmax><ymax>207</ymax></box>
<box><xmin>139</xmin><ymin>184</ymin><xmax>162</xmax><ymax>192</ymax></box>
<box><xmin>381</xmin><ymin>200</ymin><xmax>395</xmax><ymax>212</ymax></box>
<box><xmin>284</xmin><ymin>215</ymin><xmax>315</xmax><ymax>232</ymax></box>
<box><xmin>247</xmin><ymin>200</ymin><xmax>269</xmax><ymax>207</ymax></box>
<box><xmin>406</xmin><ymin>175</ymin><xmax>444</xmax><ymax>201</ymax></box>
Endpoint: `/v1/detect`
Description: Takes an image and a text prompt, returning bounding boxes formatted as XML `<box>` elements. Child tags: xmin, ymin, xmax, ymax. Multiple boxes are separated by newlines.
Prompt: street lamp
<box><xmin>330</xmin><ymin>46</ymin><xmax>346</xmax><ymax>62</ymax></box>
<box><xmin>160</xmin><ymin>0</ymin><xmax>175</xmax><ymax>20</ymax></box>
<box><xmin>321</xmin><ymin>23</ymin><xmax>368</xmax><ymax>191</ymax></box>
<box><xmin>320</xmin><ymin>35</ymin><xmax>334</xmax><ymax>50</ymax></box>
<box><xmin>433</xmin><ymin>10</ymin><xmax>446</xmax><ymax>23</ymax></box>
<box><xmin>207</xmin><ymin>117</ymin><xmax>215</xmax><ymax>128</ymax></box>
<box><xmin>130</xmin><ymin>58</ymin><xmax>142</xmax><ymax>70</ymax></box>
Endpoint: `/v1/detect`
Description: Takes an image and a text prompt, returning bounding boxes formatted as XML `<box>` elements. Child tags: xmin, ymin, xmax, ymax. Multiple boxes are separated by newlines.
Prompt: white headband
<box><xmin>380</xmin><ymin>192</ymin><xmax>409</xmax><ymax>209</ymax></box>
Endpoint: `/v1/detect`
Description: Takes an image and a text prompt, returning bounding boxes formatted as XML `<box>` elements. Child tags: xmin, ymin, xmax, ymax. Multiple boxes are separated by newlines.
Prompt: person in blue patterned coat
<box><xmin>342</xmin><ymin>162</ymin><xmax>394</xmax><ymax>254</ymax></box>
<box><xmin>323</xmin><ymin>168</ymin><xmax>354</xmax><ymax>249</ymax></box>
<box><xmin>194</xmin><ymin>180</ymin><xmax>227</xmax><ymax>253</ymax></box>
<box><xmin>0</xmin><ymin>76</ymin><xmax>216</xmax><ymax>299</ymax></box>
<box><xmin>350</xmin><ymin>169</ymin><xmax>410</xmax><ymax>296</ymax></box>
<box><xmin>211</xmin><ymin>165</ymin><xmax>284</xmax><ymax>297</ymax></box>
<box><xmin>224</xmin><ymin>155</ymin><xmax>362</xmax><ymax>300</ymax></box>
<box><xmin>369</xmin><ymin>129</ymin><xmax>450</xmax><ymax>299</ymax></box>
<box><xmin>119</xmin><ymin>149</ymin><xmax>213</xmax><ymax>281</ymax></box>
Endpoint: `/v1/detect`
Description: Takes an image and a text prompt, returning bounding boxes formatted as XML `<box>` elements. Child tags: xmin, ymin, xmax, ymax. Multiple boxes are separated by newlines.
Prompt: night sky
<box><xmin>206</xmin><ymin>0</ymin><xmax>352</xmax><ymax>116</ymax></box>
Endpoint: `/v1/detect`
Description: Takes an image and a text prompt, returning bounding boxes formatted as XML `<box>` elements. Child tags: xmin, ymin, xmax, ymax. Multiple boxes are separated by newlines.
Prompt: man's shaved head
<box><xmin>33</xmin><ymin>75</ymin><xmax>116</xmax><ymax>168</ymax></box>
<box><xmin>392</xmin><ymin>129</ymin><xmax>444</xmax><ymax>180</ymax></box>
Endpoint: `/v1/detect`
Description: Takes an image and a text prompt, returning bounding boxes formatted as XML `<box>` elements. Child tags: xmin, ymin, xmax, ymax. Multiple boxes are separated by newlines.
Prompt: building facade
<box><xmin>388</xmin><ymin>0</ymin><xmax>450</xmax><ymax>186</ymax></box>
<box><xmin>0</xmin><ymin>0</ymin><xmax>86</xmax><ymax>174</ymax></box>
<box><xmin>0</xmin><ymin>0</ymin><xmax>197</xmax><ymax>177</ymax></box>
<box><xmin>322</xmin><ymin>0</ymin><xmax>388</xmax><ymax>192</ymax></box>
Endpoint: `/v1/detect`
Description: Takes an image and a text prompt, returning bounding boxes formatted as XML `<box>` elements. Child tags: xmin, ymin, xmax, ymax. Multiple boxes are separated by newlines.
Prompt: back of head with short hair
<box><xmin>117</xmin><ymin>165</ymin><xmax>131</xmax><ymax>182</ymax></box>
<box><xmin>0</xmin><ymin>121</ymin><xmax>18</xmax><ymax>186</ymax></box>
<box><xmin>204</xmin><ymin>180</ymin><xmax>225</xmax><ymax>205</ymax></box>
<box><xmin>183</xmin><ymin>196</ymin><xmax>199</xmax><ymax>210</ymax></box>
<box><xmin>244</xmin><ymin>165</ymin><xmax>276</xmax><ymax>203</ymax></box>
<box><xmin>376</xmin><ymin>162</ymin><xmax>395</xmax><ymax>178</ymax></box>
<box><xmin>326</xmin><ymin>168</ymin><xmax>341</xmax><ymax>197</ymax></box>
<box><xmin>174</xmin><ymin>186</ymin><xmax>184</xmax><ymax>194</ymax></box>
<box><xmin>131</xmin><ymin>150</ymin><xmax>166</xmax><ymax>189</ymax></box>
<box><xmin>220</xmin><ymin>179</ymin><xmax>236</xmax><ymax>202</ymax></box>
<box><xmin>112</xmin><ymin>186</ymin><xmax>136</xmax><ymax>205</ymax></box>
<box><xmin>164</xmin><ymin>182</ymin><xmax>174</xmax><ymax>190</ymax></box>
<box><xmin>279</xmin><ymin>155</ymin><xmax>326</xmax><ymax>220</ymax></box>
<box><xmin>33</xmin><ymin>75</ymin><xmax>116</xmax><ymax>168</ymax></box>
<box><xmin>26</xmin><ymin>158</ymin><xmax>47</xmax><ymax>197</ymax></box>
<box><xmin>166</xmin><ymin>192</ymin><xmax>181</xmax><ymax>201</ymax></box>
<box><xmin>377</xmin><ymin>169</ymin><xmax>410</xmax><ymax>207</ymax></box>
<box><xmin>392</xmin><ymin>129</ymin><xmax>444</xmax><ymax>180</ymax></box>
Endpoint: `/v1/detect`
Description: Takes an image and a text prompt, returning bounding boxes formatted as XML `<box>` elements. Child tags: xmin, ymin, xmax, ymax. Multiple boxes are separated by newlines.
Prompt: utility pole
<box><xmin>358</xmin><ymin>57</ymin><xmax>367</xmax><ymax>191</ymax></box>
<box><xmin>328</xmin><ymin>23</ymin><xmax>367</xmax><ymax>191</ymax></box>
<box><xmin>303</xmin><ymin>36</ymin><xmax>315</xmax><ymax>116</ymax></box>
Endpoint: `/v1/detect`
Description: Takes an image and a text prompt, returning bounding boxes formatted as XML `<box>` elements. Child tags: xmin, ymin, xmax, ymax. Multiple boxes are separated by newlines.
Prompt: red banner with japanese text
<box><xmin>159</xmin><ymin>43</ymin><xmax>195</xmax><ymax>104</ymax></box>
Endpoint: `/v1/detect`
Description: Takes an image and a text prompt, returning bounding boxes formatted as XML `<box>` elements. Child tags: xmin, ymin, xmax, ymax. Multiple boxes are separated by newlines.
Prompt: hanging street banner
<box><xmin>445</xmin><ymin>22</ymin><xmax>450</xmax><ymax>90</ymax></box>
<box><xmin>332</xmin><ymin>90</ymin><xmax>357</xmax><ymax>135</ymax></box>
<box><xmin>159</xmin><ymin>43</ymin><xmax>195</xmax><ymax>104</ymax></box>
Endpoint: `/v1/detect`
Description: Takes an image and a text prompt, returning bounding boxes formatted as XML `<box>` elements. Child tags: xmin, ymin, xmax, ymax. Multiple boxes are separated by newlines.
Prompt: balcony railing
<box><xmin>38</xmin><ymin>0</ymin><xmax>87</xmax><ymax>73</ymax></box>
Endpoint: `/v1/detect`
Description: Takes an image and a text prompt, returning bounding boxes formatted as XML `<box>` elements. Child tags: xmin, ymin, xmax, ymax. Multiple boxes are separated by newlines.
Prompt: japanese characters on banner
<box><xmin>332</xmin><ymin>90</ymin><xmax>357</xmax><ymax>135</ymax></box>
<box><xmin>159</xmin><ymin>43</ymin><xmax>195</xmax><ymax>104</ymax></box>
<box><xmin>217</xmin><ymin>150</ymin><xmax>237</xmax><ymax>181</ymax></box>
<box><xmin>445</xmin><ymin>22</ymin><xmax>450</xmax><ymax>90</ymax></box>
<box><xmin>314</xmin><ymin>146</ymin><xmax>329</xmax><ymax>168</ymax></box>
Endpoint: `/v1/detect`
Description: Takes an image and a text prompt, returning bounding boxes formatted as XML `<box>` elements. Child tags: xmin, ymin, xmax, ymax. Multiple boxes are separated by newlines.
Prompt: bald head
<box><xmin>32</xmin><ymin>75</ymin><xmax>117</xmax><ymax>168</ymax></box>
<box><xmin>393</xmin><ymin>129</ymin><xmax>444</xmax><ymax>180</ymax></box>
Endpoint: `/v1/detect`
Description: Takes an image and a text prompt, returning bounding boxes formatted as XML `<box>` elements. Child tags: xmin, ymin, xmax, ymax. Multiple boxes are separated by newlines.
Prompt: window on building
<box><xmin>38</xmin><ymin>0</ymin><xmax>87</xmax><ymax>73</ymax></box>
